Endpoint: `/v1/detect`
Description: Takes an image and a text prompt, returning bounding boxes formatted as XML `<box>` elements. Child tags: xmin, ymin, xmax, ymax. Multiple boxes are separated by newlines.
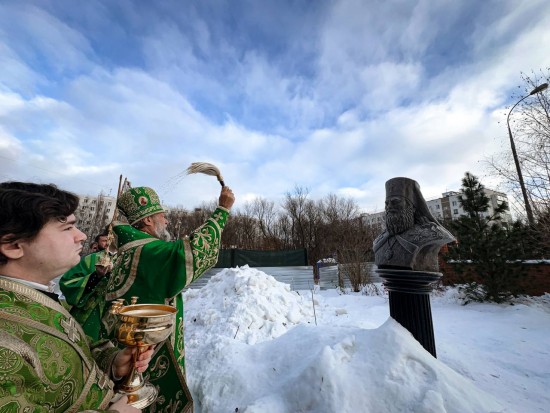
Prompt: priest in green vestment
<box><xmin>60</xmin><ymin>247</ymin><xmax>114</xmax><ymax>341</ymax></box>
<box><xmin>0</xmin><ymin>181</ymin><xmax>154</xmax><ymax>413</ymax></box>
<box><xmin>100</xmin><ymin>185</ymin><xmax>235</xmax><ymax>413</ymax></box>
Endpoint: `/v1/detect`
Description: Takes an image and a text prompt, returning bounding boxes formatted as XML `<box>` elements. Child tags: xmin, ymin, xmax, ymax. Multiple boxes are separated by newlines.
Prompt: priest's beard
<box><xmin>385</xmin><ymin>204</ymin><xmax>415</xmax><ymax>235</ymax></box>
<box><xmin>154</xmin><ymin>222</ymin><xmax>172</xmax><ymax>241</ymax></box>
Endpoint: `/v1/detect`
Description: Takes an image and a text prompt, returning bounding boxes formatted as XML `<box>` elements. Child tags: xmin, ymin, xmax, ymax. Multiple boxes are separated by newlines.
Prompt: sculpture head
<box><xmin>375</xmin><ymin>177</ymin><xmax>455</xmax><ymax>272</ymax></box>
<box><xmin>384</xmin><ymin>177</ymin><xmax>437</xmax><ymax>235</ymax></box>
<box><xmin>385</xmin><ymin>196</ymin><xmax>415</xmax><ymax>235</ymax></box>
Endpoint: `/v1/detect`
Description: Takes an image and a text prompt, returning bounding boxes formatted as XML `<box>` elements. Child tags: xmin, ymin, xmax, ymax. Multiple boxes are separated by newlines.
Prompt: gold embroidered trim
<box><xmin>0</xmin><ymin>279</ymin><xmax>114</xmax><ymax>412</ymax></box>
<box><xmin>183</xmin><ymin>237</ymin><xmax>195</xmax><ymax>288</ymax></box>
<box><xmin>98</xmin><ymin>385</ymin><xmax>115</xmax><ymax>410</ymax></box>
<box><xmin>0</xmin><ymin>279</ymin><xmax>91</xmax><ymax>362</ymax></box>
<box><xmin>106</xmin><ymin>244</ymin><xmax>143</xmax><ymax>301</ymax></box>
<box><xmin>207</xmin><ymin>216</ymin><xmax>223</xmax><ymax>234</ymax></box>
<box><xmin>165</xmin><ymin>342</ymin><xmax>194</xmax><ymax>413</ymax></box>
<box><xmin>0</xmin><ymin>277</ymin><xmax>77</xmax><ymax>318</ymax></box>
<box><xmin>164</xmin><ymin>297</ymin><xmax>177</xmax><ymax>351</ymax></box>
<box><xmin>66</xmin><ymin>365</ymin><xmax>113</xmax><ymax>413</ymax></box>
<box><xmin>0</xmin><ymin>311</ymin><xmax>94</xmax><ymax>371</ymax></box>
<box><xmin>118</xmin><ymin>238</ymin><xmax>156</xmax><ymax>254</ymax></box>
<box><xmin>0</xmin><ymin>330</ymin><xmax>46</xmax><ymax>381</ymax></box>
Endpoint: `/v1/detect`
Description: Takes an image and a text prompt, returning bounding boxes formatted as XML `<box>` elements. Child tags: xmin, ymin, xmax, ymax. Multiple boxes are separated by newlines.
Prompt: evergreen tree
<box><xmin>446</xmin><ymin>172</ymin><xmax>526</xmax><ymax>303</ymax></box>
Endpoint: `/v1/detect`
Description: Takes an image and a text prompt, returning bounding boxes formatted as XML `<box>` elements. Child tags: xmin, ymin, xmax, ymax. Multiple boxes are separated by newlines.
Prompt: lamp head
<box><xmin>529</xmin><ymin>83</ymin><xmax>548</xmax><ymax>95</ymax></box>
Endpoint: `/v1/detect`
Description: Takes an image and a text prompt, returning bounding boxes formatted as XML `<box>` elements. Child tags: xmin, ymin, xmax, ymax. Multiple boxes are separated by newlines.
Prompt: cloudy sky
<box><xmin>1</xmin><ymin>0</ymin><xmax>549</xmax><ymax>212</ymax></box>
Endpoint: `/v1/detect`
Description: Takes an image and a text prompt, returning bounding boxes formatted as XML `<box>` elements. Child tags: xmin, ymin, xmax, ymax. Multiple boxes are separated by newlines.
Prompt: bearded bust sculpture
<box><xmin>373</xmin><ymin>177</ymin><xmax>455</xmax><ymax>272</ymax></box>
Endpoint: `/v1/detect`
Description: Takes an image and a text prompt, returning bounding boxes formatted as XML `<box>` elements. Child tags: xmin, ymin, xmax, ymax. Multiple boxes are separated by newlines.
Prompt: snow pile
<box><xmin>184</xmin><ymin>265</ymin><xmax>315</xmax><ymax>346</ymax></box>
<box><xmin>184</xmin><ymin>266</ymin><xmax>510</xmax><ymax>413</ymax></box>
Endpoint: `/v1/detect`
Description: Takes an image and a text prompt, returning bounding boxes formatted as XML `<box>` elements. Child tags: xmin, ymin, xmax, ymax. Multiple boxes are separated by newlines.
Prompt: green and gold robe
<box><xmin>60</xmin><ymin>251</ymin><xmax>111</xmax><ymax>342</ymax></box>
<box><xmin>0</xmin><ymin>277</ymin><xmax>119</xmax><ymax>413</ymax></box>
<box><xmin>100</xmin><ymin>207</ymin><xmax>229</xmax><ymax>413</ymax></box>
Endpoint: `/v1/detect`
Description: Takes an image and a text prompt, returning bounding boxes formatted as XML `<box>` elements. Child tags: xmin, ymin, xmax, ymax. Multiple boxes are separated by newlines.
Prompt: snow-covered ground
<box><xmin>184</xmin><ymin>266</ymin><xmax>550</xmax><ymax>413</ymax></box>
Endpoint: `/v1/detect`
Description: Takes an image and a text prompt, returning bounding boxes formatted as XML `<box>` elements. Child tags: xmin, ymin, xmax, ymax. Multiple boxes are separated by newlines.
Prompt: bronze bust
<box><xmin>373</xmin><ymin>177</ymin><xmax>455</xmax><ymax>272</ymax></box>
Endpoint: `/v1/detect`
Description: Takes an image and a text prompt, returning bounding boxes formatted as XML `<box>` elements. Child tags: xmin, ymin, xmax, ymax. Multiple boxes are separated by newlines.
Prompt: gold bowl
<box><xmin>116</xmin><ymin>304</ymin><xmax>177</xmax><ymax>346</ymax></box>
<box><xmin>111</xmin><ymin>300</ymin><xmax>177</xmax><ymax>408</ymax></box>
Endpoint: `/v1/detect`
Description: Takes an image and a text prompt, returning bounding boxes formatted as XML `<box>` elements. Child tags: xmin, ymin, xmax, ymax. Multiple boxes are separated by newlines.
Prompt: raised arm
<box><xmin>188</xmin><ymin>186</ymin><xmax>235</xmax><ymax>282</ymax></box>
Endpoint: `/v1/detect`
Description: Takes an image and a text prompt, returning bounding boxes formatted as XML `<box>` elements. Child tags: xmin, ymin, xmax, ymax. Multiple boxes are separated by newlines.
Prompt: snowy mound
<box><xmin>184</xmin><ymin>265</ymin><xmax>315</xmax><ymax>346</ymax></box>
<box><xmin>184</xmin><ymin>266</ymin><xmax>508</xmax><ymax>413</ymax></box>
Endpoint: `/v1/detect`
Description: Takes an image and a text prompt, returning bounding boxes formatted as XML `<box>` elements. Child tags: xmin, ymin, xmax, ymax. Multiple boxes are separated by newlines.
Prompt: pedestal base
<box><xmin>377</xmin><ymin>268</ymin><xmax>441</xmax><ymax>358</ymax></box>
<box><xmin>112</xmin><ymin>383</ymin><xmax>158</xmax><ymax>409</ymax></box>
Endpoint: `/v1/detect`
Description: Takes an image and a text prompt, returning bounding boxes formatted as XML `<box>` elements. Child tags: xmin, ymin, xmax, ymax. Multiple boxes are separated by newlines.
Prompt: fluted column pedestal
<box><xmin>376</xmin><ymin>268</ymin><xmax>441</xmax><ymax>358</ymax></box>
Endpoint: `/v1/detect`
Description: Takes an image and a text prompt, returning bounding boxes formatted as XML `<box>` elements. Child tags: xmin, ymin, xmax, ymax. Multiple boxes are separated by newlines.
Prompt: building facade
<box><xmin>74</xmin><ymin>193</ymin><xmax>116</xmax><ymax>249</ymax></box>
<box><xmin>426</xmin><ymin>189</ymin><xmax>513</xmax><ymax>224</ymax></box>
<box><xmin>363</xmin><ymin>188</ymin><xmax>513</xmax><ymax>228</ymax></box>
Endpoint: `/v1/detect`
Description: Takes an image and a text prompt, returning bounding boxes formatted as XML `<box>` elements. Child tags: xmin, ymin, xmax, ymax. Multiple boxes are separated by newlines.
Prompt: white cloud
<box><xmin>0</xmin><ymin>0</ymin><xmax>549</xmax><ymax>214</ymax></box>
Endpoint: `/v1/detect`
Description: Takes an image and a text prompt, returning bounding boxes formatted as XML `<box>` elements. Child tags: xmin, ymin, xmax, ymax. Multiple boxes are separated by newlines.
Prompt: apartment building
<box><xmin>362</xmin><ymin>210</ymin><xmax>385</xmax><ymax>227</ymax></box>
<box><xmin>362</xmin><ymin>188</ymin><xmax>513</xmax><ymax>228</ymax></box>
<box><xmin>74</xmin><ymin>194</ymin><xmax>116</xmax><ymax>246</ymax></box>
<box><xmin>426</xmin><ymin>189</ymin><xmax>513</xmax><ymax>224</ymax></box>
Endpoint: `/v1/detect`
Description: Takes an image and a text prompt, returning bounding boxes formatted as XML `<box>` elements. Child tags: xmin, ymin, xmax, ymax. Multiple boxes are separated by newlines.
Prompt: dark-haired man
<box><xmin>95</xmin><ymin>232</ymin><xmax>110</xmax><ymax>252</ymax></box>
<box><xmin>0</xmin><ymin>182</ymin><xmax>153</xmax><ymax>413</ymax></box>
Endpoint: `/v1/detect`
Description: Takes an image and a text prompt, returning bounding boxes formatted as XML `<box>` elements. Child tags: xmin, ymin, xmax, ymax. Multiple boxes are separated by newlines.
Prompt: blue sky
<box><xmin>1</xmin><ymin>0</ymin><xmax>549</xmax><ymax>212</ymax></box>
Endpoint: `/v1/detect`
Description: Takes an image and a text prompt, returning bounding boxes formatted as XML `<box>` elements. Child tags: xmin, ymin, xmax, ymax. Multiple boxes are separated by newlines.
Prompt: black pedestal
<box><xmin>376</xmin><ymin>268</ymin><xmax>441</xmax><ymax>358</ymax></box>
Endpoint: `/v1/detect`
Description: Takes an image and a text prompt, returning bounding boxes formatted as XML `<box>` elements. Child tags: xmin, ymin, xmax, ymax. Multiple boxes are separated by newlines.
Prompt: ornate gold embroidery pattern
<box><xmin>119</xmin><ymin>237</ymin><xmax>156</xmax><ymax>254</ymax></box>
<box><xmin>189</xmin><ymin>214</ymin><xmax>225</xmax><ymax>281</ymax></box>
<box><xmin>147</xmin><ymin>351</ymin><xmax>170</xmax><ymax>381</ymax></box>
<box><xmin>183</xmin><ymin>237</ymin><xmax>194</xmax><ymax>288</ymax></box>
<box><xmin>150</xmin><ymin>390</ymin><xmax>186</xmax><ymax>413</ymax></box>
<box><xmin>106</xmin><ymin>244</ymin><xmax>143</xmax><ymax>301</ymax></box>
<box><xmin>0</xmin><ymin>278</ymin><xmax>81</xmax><ymax>323</ymax></box>
<box><xmin>60</xmin><ymin>316</ymin><xmax>82</xmax><ymax>343</ymax></box>
<box><xmin>166</xmin><ymin>344</ymin><xmax>193</xmax><ymax>413</ymax></box>
<box><xmin>165</xmin><ymin>297</ymin><xmax>177</xmax><ymax>351</ymax></box>
<box><xmin>65</xmin><ymin>364</ymin><xmax>111</xmax><ymax>413</ymax></box>
<box><xmin>107</xmin><ymin>253</ymin><xmax>132</xmax><ymax>297</ymax></box>
<box><xmin>176</xmin><ymin>316</ymin><xmax>184</xmax><ymax>365</ymax></box>
<box><xmin>0</xmin><ymin>279</ymin><xmax>92</xmax><ymax>370</ymax></box>
<box><xmin>0</xmin><ymin>311</ymin><xmax>93</xmax><ymax>372</ymax></box>
<box><xmin>0</xmin><ymin>330</ymin><xmax>43</xmax><ymax>380</ymax></box>
<box><xmin>0</xmin><ymin>281</ymin><xmax>114</xmax><ymax>412</ymax></box>
<box><xmin>33</xmin><ymin>335</ymin><xmax>71</xmax><ymax>383</ymax></box>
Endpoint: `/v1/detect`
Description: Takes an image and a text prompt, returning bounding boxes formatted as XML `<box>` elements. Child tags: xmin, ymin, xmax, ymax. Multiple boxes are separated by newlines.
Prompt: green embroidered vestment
<box><xmin>59</xmin><ymin>251</ymin><xmax>111</xmax><ymax>342</ymax></box>
<box><xmin>101</xmin><ymin>207</ymin><xmax>229</xmax><ymax>413</ymax></box>
<box><xmin>0</xmin><ymin>278</ymin><xmax>118</xmax><ymax>413</ymax></box>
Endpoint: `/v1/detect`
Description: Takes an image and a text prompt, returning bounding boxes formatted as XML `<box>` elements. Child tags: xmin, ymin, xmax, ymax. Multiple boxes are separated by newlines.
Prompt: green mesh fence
<box><xmin>215</xmin><ymin>248</ymin><xmax>308</xmax><ymax>268</ymax></box>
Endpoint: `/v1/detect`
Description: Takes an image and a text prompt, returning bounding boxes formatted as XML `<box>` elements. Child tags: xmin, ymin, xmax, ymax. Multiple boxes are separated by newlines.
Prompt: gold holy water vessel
<box><xmin>110</xmin><ymin>297</ymin><xmax>177</xmax><ymax>408</ymax></box>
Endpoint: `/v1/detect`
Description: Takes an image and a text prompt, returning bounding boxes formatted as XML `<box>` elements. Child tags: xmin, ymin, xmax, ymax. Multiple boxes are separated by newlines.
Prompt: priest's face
<box><xmin>385</xmin><ymin>196</ymin><xmax>415</xmax><ymax>235</ymax></box>
<box><xmin>151</xmin><ymin>212</ymin><xmax>172</xmax><ymax>241</ymax></box>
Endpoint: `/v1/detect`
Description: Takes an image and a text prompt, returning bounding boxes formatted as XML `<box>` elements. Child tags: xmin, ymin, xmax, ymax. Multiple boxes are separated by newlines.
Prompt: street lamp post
<box><xmin>506</xmin><ymin>82</ymin><xmax>548</xmax><ymax>226</ymax></box>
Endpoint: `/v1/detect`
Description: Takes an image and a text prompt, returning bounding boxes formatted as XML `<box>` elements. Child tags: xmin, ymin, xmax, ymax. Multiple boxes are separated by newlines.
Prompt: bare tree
<box><xmin>225</xmin><ymin>208</ymin><xmax>261</xmax><ymax>249</ymax></box>
<box><xmin>489</xmin><ymin>68</ymin><xmax>550</xmax><ymax>219</ymax></box>
<box><xmin>273</xmin><ymin>214</ymin><xmax>293</xmax><ymax>249</ymax></box>
<box><xmin>250</xmin><ymin>197</ymin><xmax>280</xmax><ymax>249</ymax></box>
<box><xmin>158</xmin><ymin>187</ymin><xmax>388</xmax><ymax>274</ymax></box>
<box><xmin>165</xmin><ymin>207</ymin><xmax>189</xmax><ymax>239</ymax></box>
<box><xmin>488</xmin><ymin>68</ymin><xmax>550</xmax><ymax>255</ymax></box>
<box><xmin>282</xmin><ymin>186</ymin><xmax>312</xmax><ymax>249</ymax></box>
